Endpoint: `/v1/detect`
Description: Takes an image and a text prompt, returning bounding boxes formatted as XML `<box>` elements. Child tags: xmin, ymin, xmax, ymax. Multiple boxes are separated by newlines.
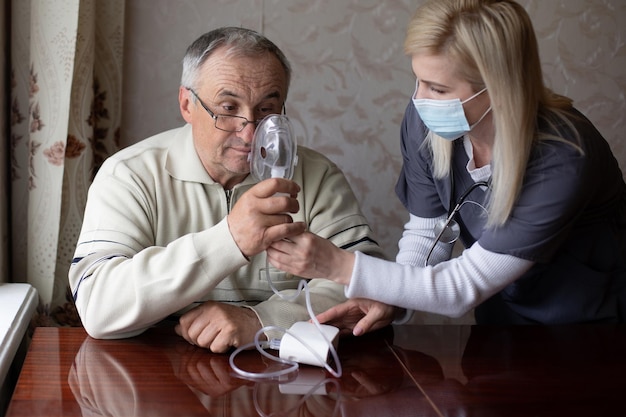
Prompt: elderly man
<box><xmin>69</xmin><ymin>27</ymin><xmax>383</xmax><ymax>352</ymax></box>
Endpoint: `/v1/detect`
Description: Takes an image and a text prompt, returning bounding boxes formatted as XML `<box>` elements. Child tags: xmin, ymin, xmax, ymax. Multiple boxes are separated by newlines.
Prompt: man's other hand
<box><xmin>175</xmin><ymin>301</ymin><xmax>263</xmax><ymax>352</ymax></box>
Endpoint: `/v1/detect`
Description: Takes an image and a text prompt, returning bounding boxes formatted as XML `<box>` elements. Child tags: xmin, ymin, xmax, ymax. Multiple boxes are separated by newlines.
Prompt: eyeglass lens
<box><xmin>216</xmin><ymin>115</ymin><xmax>252</xmax><ymax>132</ymax></box>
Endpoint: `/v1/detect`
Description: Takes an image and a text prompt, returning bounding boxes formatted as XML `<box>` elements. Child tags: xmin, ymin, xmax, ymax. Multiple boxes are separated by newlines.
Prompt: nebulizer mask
<box><xmin>231</xmin><ymin>115</ymin><xmax>342</xmax><ymax>384</ymax></box>
<box><xmin>249</xmin><ymin>114</ymin><xmax>298</xmax><ymax>180</ymax></box>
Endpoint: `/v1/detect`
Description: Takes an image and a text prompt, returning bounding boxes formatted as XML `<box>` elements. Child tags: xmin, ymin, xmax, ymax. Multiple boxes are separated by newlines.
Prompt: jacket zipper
<box><xmin>225</xmin><ymin>189</ymin><xmax>233</xmax><ymax>213</ymax></box>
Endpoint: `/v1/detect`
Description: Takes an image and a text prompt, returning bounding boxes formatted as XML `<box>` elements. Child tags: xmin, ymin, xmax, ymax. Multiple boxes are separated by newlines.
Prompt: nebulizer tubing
<box><xmin>229</xmin><ymin>260</ymin><xmax>343</xmax><ymax>379</ymax></box>
<box><xmin>229</xmin><ymin>114</ymin><xmax>342</xmax><ymax>380</ymax></box>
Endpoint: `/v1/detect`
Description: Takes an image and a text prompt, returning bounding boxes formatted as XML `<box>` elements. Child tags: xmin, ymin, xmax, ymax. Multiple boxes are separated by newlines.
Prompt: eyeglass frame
<box><xmin>187</xmin><ymin>88</ymin><xmax>284</xmax><ymax>133</ymax></box>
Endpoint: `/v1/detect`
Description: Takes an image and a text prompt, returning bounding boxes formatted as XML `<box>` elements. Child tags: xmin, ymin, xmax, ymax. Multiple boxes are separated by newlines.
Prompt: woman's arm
<box><xmin>269</xmin><ymin>235</ymin><xmax>533</xmax><ymax>318</ymax></box>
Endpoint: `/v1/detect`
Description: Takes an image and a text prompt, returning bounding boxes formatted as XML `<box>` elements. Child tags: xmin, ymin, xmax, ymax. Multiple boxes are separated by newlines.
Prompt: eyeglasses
<box><xmin>187</xmin><ymin>88</ymin><xmax>263</xmax><ymax>133</ymax></box>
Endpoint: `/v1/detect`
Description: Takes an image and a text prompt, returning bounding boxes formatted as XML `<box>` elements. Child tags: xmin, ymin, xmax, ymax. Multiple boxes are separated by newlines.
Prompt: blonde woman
<box><xmin>268</xmin><ymin>0</ymin><xmax>626</xmax><ymax>332</ymax></box>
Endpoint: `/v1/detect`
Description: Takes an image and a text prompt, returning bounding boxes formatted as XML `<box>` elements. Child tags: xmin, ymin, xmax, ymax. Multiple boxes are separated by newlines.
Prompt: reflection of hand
<box><xmin>315</xmin><ymin>298</ymin><xmax>396</xmax><ymax>336</ymax></box>
<box><xmin>267</xmin><ymin>231</ymin><xmax>355</xmax><ymax>285</ymax></box>
<box><xmin>172</xmin><ymin>342</ymin><xmax>250</xmax><ymax>397</ymax></box>
<box><xmin>328</xmin><ymin>326</ymin><xmax>403</xmax><ymax>398</ymax></box>
<box><xmin>228</xmin><ymin>178</ymin><xmax>305</xmax><ymax>258</ymax></box>
<box><xmin>333</xmin><ymin>335</ymin><xmax>451</xmax><ymax>417</ymax></box>
<box><xmin>69</xmin><ymin>336</ymin><xmax>207</xmax><ymax>417</ymax></box>
<box><xmin>175</xmin><ymin>301</ymin><xmax>262</xmax><ymax>352</ymax></box>
<box><xmin>348</xmin><ymin>369</ymin><xmax>397</xmax><ymax>397</ymax></box>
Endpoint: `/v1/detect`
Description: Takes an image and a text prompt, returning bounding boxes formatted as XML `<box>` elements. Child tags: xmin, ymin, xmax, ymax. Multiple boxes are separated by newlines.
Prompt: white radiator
<box><xmin>0</xmin><ymin>283</ymin><xmax>38</xmax><ymax>388</ymax></box>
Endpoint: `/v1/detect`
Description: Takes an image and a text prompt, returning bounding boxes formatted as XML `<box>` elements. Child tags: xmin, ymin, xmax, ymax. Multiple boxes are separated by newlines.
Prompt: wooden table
<box><xmin>6</xmin><ymin>322</ymin><xmax>626</xmax><ymax>416</ymax></box>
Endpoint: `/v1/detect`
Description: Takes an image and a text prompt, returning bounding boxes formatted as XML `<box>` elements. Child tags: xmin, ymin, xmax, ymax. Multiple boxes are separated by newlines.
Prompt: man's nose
<box><xmin>239</xmin><ymin>120</ymin><xmax>256</xmax><ymax>143</ymax></box>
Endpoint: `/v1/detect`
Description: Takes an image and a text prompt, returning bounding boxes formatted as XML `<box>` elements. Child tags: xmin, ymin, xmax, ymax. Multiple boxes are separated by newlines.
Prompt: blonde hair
<box><xmin>405</xmin><ymin>0</ymin><xmax>576</xmax><ymax>227</ymax></box>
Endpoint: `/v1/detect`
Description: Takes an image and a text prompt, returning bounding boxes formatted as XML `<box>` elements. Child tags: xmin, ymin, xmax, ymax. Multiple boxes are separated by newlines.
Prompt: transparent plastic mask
<box><xmin>249</xmin><ymin>114</ymin><xmax>298</xmax><ymax>180</ymax></box>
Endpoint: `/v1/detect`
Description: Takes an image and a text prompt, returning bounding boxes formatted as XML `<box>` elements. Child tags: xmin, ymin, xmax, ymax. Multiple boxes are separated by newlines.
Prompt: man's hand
<box><xmin>227</xmin><ymin>178</ymin><xmax>306</xmax><ymax>258</ymax></box>
<box><xmin>175</xmin><ymin>301</ymin><xmax>263</xmax><ymax>352</ymax></box>
<box><xmin>315</xmin><ymin>298</ymin><xmax>397</xmax><ymax>336</ymax></box>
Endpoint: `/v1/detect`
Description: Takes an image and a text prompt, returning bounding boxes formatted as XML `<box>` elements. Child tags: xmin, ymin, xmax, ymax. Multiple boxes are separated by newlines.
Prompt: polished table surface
<box><xmin>6</xmin><ymin>322</ymin><xmax>626</xmax><ymax>417</ymax></box>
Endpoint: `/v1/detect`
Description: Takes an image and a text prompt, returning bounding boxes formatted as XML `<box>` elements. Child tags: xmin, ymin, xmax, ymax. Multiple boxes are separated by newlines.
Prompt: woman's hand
<box><xmin>315</xmin><ymin>298</ymin><xmax>398</xmax><ymax>336</ymax></box>
<box><xmin>267</xmin><ymin>231</ymin><xmax>355</xmax><ymax>286</ymax></box>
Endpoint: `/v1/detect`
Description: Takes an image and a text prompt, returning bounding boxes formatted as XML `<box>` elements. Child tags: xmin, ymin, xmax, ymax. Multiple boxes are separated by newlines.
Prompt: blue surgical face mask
<box><xmin>412</xmin><ymin>81</ymin><xmax>490</xmax><ymax>140</ymax></box>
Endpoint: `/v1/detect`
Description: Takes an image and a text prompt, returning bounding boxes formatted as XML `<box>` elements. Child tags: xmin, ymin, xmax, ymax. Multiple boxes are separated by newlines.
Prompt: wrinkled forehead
<box><xmin>199</xmin><ymin>48</ymin><xmax>288</xmax><ymax>104</ymax></box>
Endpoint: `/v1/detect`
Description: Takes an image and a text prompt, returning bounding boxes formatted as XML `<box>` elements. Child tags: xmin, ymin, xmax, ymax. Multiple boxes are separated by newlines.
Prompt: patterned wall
<box><xmin>121</xmin><ymin>0</ymin><xmax>626</xmax><ymax>265</ymax></box>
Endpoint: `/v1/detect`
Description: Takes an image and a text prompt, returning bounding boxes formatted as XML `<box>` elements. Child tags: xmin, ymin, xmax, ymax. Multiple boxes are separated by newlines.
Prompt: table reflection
<box><xmin>17</xmin><ymin>323</ymin><xmax>623</xmax><ymax>417</ymax></box>
<box><xmin>455</xmin><ymin>325</ymin><xmax>626</xmax><ymax>417</ymax></box>
<box><xmin>67</xmin><ymin>325</ymin><xmax>445</xmax><ymax>416</ymax></box>
<box><xmin>397</xmin><ymin>324</ymin><xmax>626</xmax><ymax>417</ymax></box>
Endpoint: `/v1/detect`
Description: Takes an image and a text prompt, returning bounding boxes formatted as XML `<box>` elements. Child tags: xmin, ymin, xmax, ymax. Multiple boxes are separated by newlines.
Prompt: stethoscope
<box><xmin>424</xmin><ymin>175</ymin><xmax>490</xmax><ymax>266</ymax></box>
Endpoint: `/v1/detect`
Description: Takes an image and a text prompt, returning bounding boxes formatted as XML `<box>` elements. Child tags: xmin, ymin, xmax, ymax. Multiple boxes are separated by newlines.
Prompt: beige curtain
<box><xmin>6</xmin><ymin>0</ymin><xmax>124</xmax><ymax>327</ymax></box>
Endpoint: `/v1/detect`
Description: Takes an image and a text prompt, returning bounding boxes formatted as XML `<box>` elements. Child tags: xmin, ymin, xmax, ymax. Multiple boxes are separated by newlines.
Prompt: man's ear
<box><xmin>179</xmin><ymin>86</ymin><xmax>193</xmax><ymax>124</ymax></box>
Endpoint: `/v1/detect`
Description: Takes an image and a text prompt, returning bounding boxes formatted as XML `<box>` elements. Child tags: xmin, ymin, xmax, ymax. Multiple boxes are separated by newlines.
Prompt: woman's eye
<box><xmin>430</xmin><ymin>87</ymin><xmax>446</xmax><ymax>95</ymax></box>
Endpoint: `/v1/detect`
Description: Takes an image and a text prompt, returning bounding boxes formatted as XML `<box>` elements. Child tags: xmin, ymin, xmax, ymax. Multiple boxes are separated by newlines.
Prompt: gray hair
<box><xmin>181</xmin><ymin>27</ymin><xmax>292</xmax><ymax>94</ymax></box>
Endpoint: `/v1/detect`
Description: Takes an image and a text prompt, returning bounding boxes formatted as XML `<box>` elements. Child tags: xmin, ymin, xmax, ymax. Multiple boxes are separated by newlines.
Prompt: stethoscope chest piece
<box><xmin>433</xmin><ymin>218</ymin><xmax>461</xmax><ymax>244</ymax></box>
<box><xmin>425</xmin><ymin>178</ymin><xmax>490</xmax><ymax>266</ymax></box>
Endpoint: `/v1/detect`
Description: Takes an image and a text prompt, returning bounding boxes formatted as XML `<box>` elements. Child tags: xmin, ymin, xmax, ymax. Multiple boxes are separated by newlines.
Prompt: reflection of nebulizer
<box><xmin>249</xmin><ymin>114</ymin><xmax>298</xmax><ymax>180</ymax></box>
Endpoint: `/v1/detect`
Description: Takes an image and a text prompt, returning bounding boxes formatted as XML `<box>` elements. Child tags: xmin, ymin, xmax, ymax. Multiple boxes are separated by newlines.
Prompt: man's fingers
<box><xmin>175</xmin><ymin>323</ymin><xmax>184</xmax><ymax>338</ymax></box>
<box><xmin>264</xmin><ymin>221</ymin><xmax>306</xmax><ymax>243</ymax></box>
<box><xmin>175</xmin><ymin>324</ymin><xmax>197</xmax><ymax>346</ymax></box>
<box><xmin>208</xmin><ymin>336</ymin><xmax>231</xmax><ymax>353</ymax></box>
<box><xmin>252</xmin><ymin>178</ymin><xmax>300</xmax><ymax>199</ymax></box>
